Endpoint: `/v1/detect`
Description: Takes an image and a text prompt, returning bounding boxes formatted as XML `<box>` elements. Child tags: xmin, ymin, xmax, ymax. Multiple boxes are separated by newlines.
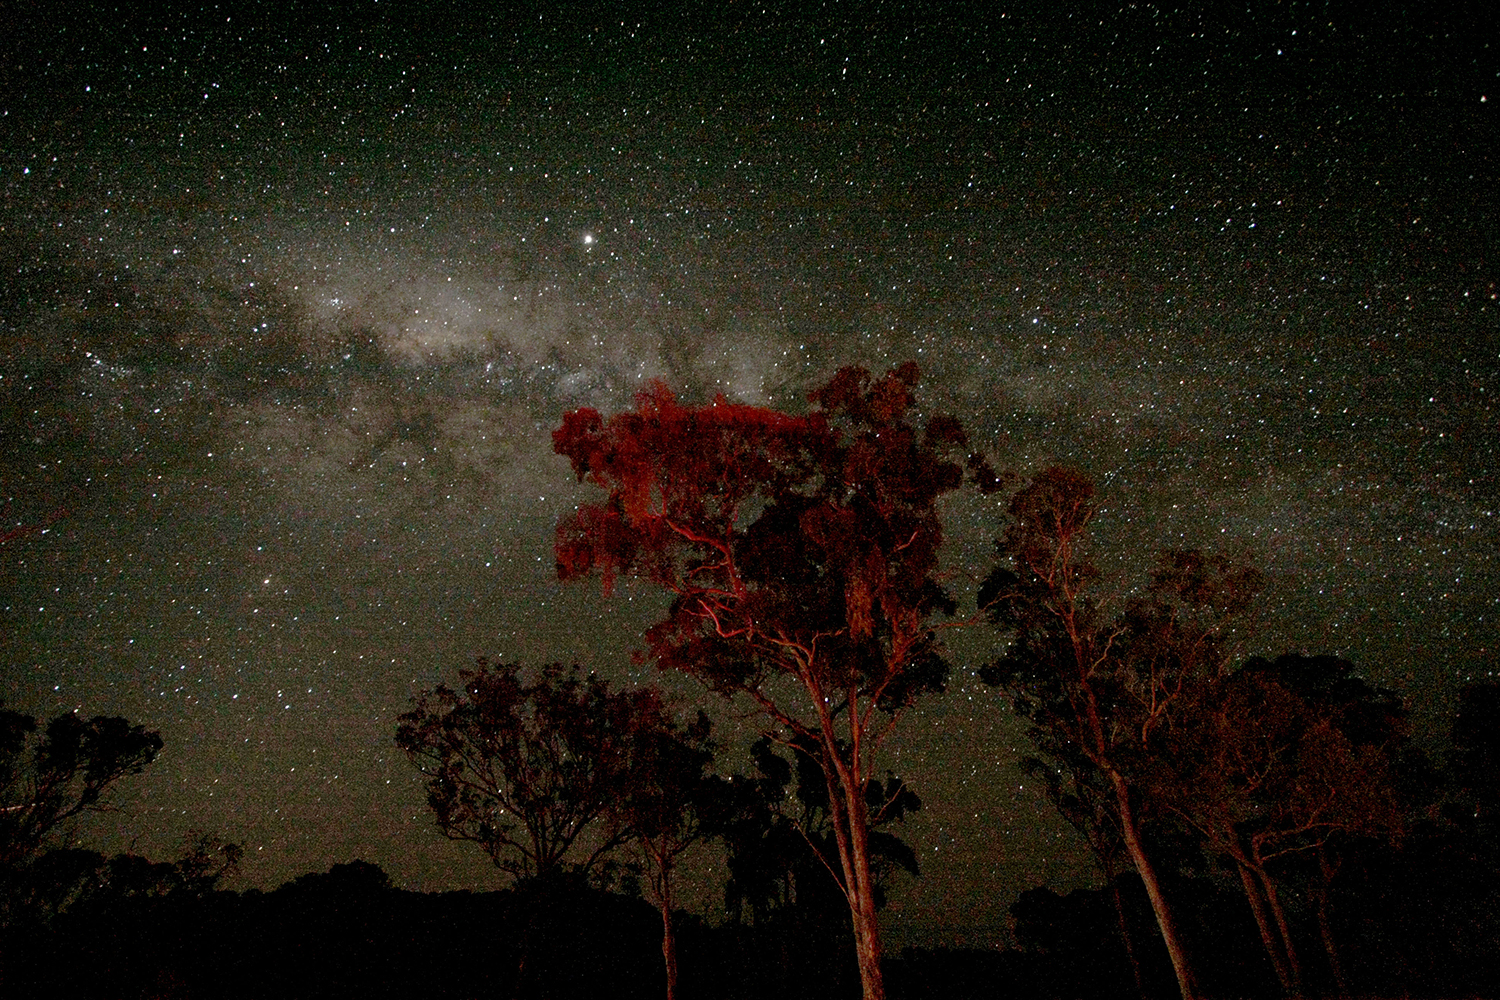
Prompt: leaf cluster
<box><xmin>395</xmin><ymin>659</ymin><xmax>666</xmax><ymax>882</ymax></box>
<box><xmin>0</xmin><ymin>704</ymin><xmax>163</xmax><ymax>869</ymax></box>
<box><xmin>554</xmin><ymin>364</ymin><xmax>990</xmax><ymax>729</ymax></box>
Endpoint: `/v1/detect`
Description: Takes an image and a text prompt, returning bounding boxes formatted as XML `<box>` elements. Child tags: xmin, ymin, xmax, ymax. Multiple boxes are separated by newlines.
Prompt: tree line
<box><xmin>2</xmin><ymin>363</ymin><xmax>1497</xmax><ymax>999</ymax></box>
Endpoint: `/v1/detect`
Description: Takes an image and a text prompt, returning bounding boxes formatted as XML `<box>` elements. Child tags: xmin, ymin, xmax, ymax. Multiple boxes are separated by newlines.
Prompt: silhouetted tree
<box><xmin>283</xmin><ymin>858</ymin><xmax>392</xmax><ymax>896</ymax></box>
<box><xmin>554</xmin><ymin>364</ymin><xmax>991</xmax><ymax>1000</ymax></box>
<box><xmin>169</xmin><ymin>829</ymin><xmax>244</xmax><ymax>896</ymax></box>
<box><xmin>0</xmin><ymin>704</ymin><xmax>162</xmax><ymax>925</ymax></box>
<box><xmin>5</xmin><ymin>829</ymin><xmax>241</xmax><ymax>932</ymax></box>
<box><xmin>558</xmin><ymin>367</ymin><xmax>990</xmax><ymax>1000</ymax></box>
<box><xmin>398</xmin><ymin>660</ymin><xmax>707</xmax><ymax>998</ymax></box>
<box><xmin>0</xmin><ymin>705</ymin><xmax>162</xmax><ymax>869</ymax></box>
<box><xmin>612</xmin><ymin>707</ymin><xmax>720</xmax><ymax>1000</ymax></box>
<box><xmin>979</xmin><ymin>468</ymin><xmax>1262</xmax><ymax>1000</ymax></box>
<box><xmin>396</xmin><ymin>659</ymin><xmax>659</xmax><ymax>883</ymax></box>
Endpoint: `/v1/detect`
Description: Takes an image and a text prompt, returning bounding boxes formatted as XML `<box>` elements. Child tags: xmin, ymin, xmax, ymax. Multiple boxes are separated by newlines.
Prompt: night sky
<box><xmin>1</xmin><ymin>2</ymin><xmax>1494</xmax><ymax>948</ymax></box>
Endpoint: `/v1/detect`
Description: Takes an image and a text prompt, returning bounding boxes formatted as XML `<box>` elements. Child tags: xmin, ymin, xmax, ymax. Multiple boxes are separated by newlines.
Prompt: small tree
<box><xmin>398</xmin><ymin>660</ymin><xmax>718</xmax><ymax>998</ymax></box>
<box><xmin>554</xmin><ymin>364</ymin><xmax>989</xmax><ymax>1000</ymax></box>
<box><xmin>396</xmin><ymin>659</ymin><xmax>655</xmax><ymax>883</ymax></box>
<box><xmin>611</xmin><ymin>707</ymin><xmax>720</xmax><ymax>1000</ymax></box>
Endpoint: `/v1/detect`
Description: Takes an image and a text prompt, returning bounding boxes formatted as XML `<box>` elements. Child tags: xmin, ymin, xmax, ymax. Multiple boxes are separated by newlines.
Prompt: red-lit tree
<box><xmin>1149</xmin><ymin>656</ymin><xmax>1407</xmax><ymax>997</ymax></box>
<box><xmin>979</xmin><ymin>468</ymin><xmax>1264</xmax><ymax>1000</ymax></box>
<box><xmin>554</xmin><ymin>364</ymin><xmax>989</xmax><ymax>1000</ymax></box>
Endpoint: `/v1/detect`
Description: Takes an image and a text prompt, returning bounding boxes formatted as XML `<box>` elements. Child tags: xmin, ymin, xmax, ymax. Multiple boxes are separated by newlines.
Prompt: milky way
<box><xmin>1</xmin><ymin>4</ymin><xmax>1494</xmax><ymax>946</ymax></box>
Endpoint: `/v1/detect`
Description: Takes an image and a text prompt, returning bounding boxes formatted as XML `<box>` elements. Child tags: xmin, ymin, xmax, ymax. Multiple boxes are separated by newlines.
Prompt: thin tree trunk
<box><xmin>658</xmin><ymin>875</ymin><xmax>678</xmax><ymax>1000</ymax></box>
<box><xmin>1314</xmin><ymin>846</ymin><xmax>1350</xmax><ymax>998</ymax></box>
<box><xmin>1111</xmin><ymin>771</ymin><xmax>1199</xmax><ymax>1000</ymax></box>
<box><xmin>1314</xmin><ymin>894</ymin><xmax>1346</xmax><ymax>998</ymax></box>
<box><xmin>512</xmin><ymin>889</ymin><xmax>539</xmax><ymax>1000</ymax></box>
<box><xmin>1238</xmin><ymin>860</ymin><xmax>1295</xmax><ymax>994</ymax></box>
<box><xmin>1258</xmin><ymin>865</ymin><xmax>1305</xmax><ymax>997</ymax></box>
<box><xmin>1109</xmin><ymin>873</ymin><xmax>1146</xmax><ymax>998</ymax></box>
<box><xmin>813</xmin><ymin>696</ymin><xmax>887</xmax><ymax>1000</ymax></box>
<box><xmin>852</xmin><ymin>773</ymin><xmax>882</xmax><ymax>1000</ymax></box>
<box><xmin>829</xmin><ymin>756</ymin><xmax>887</xmax><ymax>1000</ymax></box>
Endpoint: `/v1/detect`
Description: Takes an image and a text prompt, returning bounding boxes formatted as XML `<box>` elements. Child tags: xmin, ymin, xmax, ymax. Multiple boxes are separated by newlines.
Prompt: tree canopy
<box><xmin>979</xmin><ymin>467</ymin><xmax>1263</xmax><ymax>1000</ymax></box>
<box><xmin>0</xmin><ymin>705</ymin><xmax>162</xmax><ymax>872</ymax></box>
<box><xmin>396</xmin><ymin>659</ymin><xmax>668</xmax><ymax>883</ymax></box>
<box><xmin>1147</xmin><ymin>654</ymin><xmax>1409</xmax><ymax>996</ymax></box>
<box><xmin>554</xmin><ymin>363</ymin><xmax>993</xmax><ymax>1000</ymax></box>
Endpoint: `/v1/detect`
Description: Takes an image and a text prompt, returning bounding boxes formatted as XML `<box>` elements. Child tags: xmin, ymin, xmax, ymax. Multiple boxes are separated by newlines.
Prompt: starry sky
<box><xmin>1</xmin><ymin>2</ymin><xmax>1494</xmax><ymax>948</ymax></box>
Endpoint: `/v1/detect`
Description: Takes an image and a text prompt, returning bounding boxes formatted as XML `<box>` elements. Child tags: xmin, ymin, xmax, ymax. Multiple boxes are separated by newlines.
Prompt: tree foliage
<box><xmin>1148</xmin><ymin>654</ymin><xmax>1408</xmax><ymax>996</ymax></box>
<box><xmin>554</xmin><ymin>364</ymin><xmax>974</xmax><ymax>705</ymax></box>
<box><xmin>396</xmin><ymin>659</ymin><xmax>667</xmax><ymax>883</ymax></box>
<box><xmin>0</xmin><ymin>705</ymin><xmax>162</xmax><ymax>871</ymax></box>
<box><xmin>1153</xmin><ymin>655</ymin><xmax>1407</xmax><ymax>867</ymax></box>
<box><xmin>3</xmin><ymin>830</ymin><xmax>241</xmax><ymax>931</ymax></box>
<box><xmin>554</xmin><ymin>363</ymin><xmax>990</xmax><ymax>1000</ymax></box>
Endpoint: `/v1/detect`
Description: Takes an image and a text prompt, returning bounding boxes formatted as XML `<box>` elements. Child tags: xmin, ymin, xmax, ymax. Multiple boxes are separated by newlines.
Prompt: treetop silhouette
<box><xmin>0</xmin><ymin>705</ymin><xmax>162</xmax><ymax>872</ymax></box>
<box><xmin>396</xmin><ymin>659</ymin><xmax>662</xmax><ymax>883</ymax></box>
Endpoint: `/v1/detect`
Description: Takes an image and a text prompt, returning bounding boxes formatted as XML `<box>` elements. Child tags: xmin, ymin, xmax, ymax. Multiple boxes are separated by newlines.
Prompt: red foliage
<box><xmin>552</xmin><ymin>364</ymin><xmax>985</xmax><ymax>1000</ymax></box>
<box><xmin>552</xmin><ymin>366</ymin><xmax>971</xmax><ymax>708</ymax></box>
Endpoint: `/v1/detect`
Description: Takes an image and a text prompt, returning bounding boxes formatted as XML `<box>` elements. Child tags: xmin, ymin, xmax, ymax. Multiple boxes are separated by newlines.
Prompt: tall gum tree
<box><xmin>553</xmin><ymin>364</ymin><xmax>993</xmax><ymax>1000</ymax></box>
<box><xmin>978</xmin><ymin>468</ymin><xmax>1263</xmax><ymax>1000</ymax></box>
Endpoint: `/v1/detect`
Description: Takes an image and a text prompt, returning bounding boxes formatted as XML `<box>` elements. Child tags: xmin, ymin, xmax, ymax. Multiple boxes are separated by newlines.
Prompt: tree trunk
<box><xmin>1314</xmin><ymin>848</ymin><xmax>1350</xmax><ymax>997</ymax></box>
<box><xmin>819</xmin><ymin>726</ymin><xmax>887</xmax><ymax>1000</ymax></box>
<box><xmin>658</xmin><ymin>880</ymin><xmax>678</xmax><ymax>1000</ymax></box>
<box><xmin>511</xmin><ymin>890</ymin><xmax>539</xmax><ymax>1000</ymax></box>
<box><xmin>1111</xmin><ymin>771</ymin><xmax>1199</xmax><ymax>1000</ymax></box>
<box><xmin>1238</xmin><ymin>860</ymin><xmax>1295</xmax><ymax>994</ymax></box>
<box><xmin>1258</xmin><ymin>866</ymin><xmax>1305</xmax><ymax>997</ymax></box>
<box><xmin>1108</xmin><ymin>873</ymin><xmax>1146</xmax><ymax>998</ymax></box>
<box><xmin>846</xmin><ymin>765</ymin><xmax>888</xmax><ymax>1000</ymax></box>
